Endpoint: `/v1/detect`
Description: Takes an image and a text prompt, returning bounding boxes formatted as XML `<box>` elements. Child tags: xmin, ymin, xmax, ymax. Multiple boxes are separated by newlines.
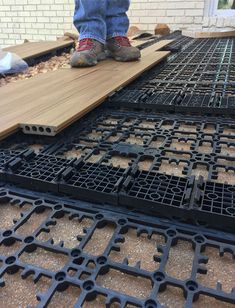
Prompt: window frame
<box><xmin>205</xmin><ymin>0</ymin><xmax>235</xmax><ymax>17</ymax></box>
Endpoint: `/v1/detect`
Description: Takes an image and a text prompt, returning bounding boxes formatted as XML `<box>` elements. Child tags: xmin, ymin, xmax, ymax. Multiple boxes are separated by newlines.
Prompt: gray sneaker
<box><xmin>70</xmin><ymin>38</ymin><xmax>106</xmax><ymax>68</ymax></box>
<box><xmin>106</xmin><ymin>36</ymin><xmax>141</xmax><ymax>62</ymax></box>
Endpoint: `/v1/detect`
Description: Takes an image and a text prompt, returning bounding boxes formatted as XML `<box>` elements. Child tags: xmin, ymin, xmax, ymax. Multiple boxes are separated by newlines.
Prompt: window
<box><xmin>205</xmin><ymin>0</ymin><xmax>235</xmax><ymax>17</ymax></box>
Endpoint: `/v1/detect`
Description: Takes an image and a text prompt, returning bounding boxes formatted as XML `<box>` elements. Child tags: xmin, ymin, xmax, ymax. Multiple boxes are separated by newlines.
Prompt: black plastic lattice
<box><xmin>0</xmin><ymin>109</ymin><xmax>234</xmax><ymax>230</ymax></box>
<box><xmin>120</xmin><ymin>171</ymin><xmax>193</xmax><ymax>219</ymax></box>
<box><xmin>107</xmin><ymin>37</ymin><xmax>235</xmax><ymax>114</ymax></box>
<box><xmin>0</xmin><ymin>186</ymin><xmax>234</xmax><ymax>307</ymax></box>
<box><xmin>192</xmin><ymin>179</ymin><xmax>235</xmax><ymax>227</ymax></box>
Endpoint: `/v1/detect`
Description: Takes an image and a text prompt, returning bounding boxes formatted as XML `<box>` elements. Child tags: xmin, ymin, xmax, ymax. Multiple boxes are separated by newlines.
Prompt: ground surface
<box><xmin>0</xmin><ymin>202</ymin><xmax>234</xmax><ymax>308</ymax></box>
<box><xmin>0</xmin><ymin>53</ymin><xmax>71</xmax><ymax>87</ymax></box>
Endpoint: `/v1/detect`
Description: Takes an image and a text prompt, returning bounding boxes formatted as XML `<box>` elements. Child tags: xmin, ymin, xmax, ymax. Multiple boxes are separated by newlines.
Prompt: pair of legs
<box><xmin>71</xmin><ymin>0</ymin><xmax>140</xmax><ymax>67</ymax></box>
<box><xmin>73</xmin><ymin>0</ymin><xmax>130</xmax><ymax>44</ymax></box>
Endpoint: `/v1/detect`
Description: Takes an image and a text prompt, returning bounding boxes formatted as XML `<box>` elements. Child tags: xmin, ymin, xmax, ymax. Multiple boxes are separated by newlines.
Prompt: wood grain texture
<box><xmin>3</xmin><ymin>40</ymin><xmax>74</xmax><ymax>61</ymax></box>
<box><xmin>0</xmin><ymin>40</ymin><xmax>172</xmax><ymax>139</ymax></box>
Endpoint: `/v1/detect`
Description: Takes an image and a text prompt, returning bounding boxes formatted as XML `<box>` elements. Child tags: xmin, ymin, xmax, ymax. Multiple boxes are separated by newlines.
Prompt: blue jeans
<box><xmin>74</xmin><ymin>0</ymin><xmax>130</xmax><ymax>44</ymax></box>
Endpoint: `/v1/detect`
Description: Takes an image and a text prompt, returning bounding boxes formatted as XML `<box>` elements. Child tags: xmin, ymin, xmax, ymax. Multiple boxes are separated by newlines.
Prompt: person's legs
<box><xmin>71</xmin><ymin>0</ymin><xmax>107</xmax><ymax>67</ymax></box>
<box><xmin>73</xmin><ymin>0</ymin><xmax>107</xmax><ymax>44</ymax></box>
<box><xmin>105</xmin><ymin>0</ymin><xmax>141</xmax><ymax>62</ymax></box>
<box><xmin>106</xmin><ymin>0</ymin><xmax>130</xmax><ymax>39</ymax></box>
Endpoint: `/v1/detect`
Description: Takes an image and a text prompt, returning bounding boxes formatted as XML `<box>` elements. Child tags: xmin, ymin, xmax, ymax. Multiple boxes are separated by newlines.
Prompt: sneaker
<box><xmin>106</xmin><ymin>36</ymin><xmax>141</xmax><ymax>62</ymax></box>
<box><xmin>70</xmin><ymin>38</ymin><xmax>106</xmax><ymax>68</ymax></box>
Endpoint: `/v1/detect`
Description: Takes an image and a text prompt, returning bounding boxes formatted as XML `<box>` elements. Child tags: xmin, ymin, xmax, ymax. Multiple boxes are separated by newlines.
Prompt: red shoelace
<box><xmin>76</xmin><ymin>38</ymin><xmax>94</xmax><ymax>51</ymax></box>
<box><xmin>114</xmin><ymin>36</ymin><xmax>131</xmax><ymax>47</ymax></box>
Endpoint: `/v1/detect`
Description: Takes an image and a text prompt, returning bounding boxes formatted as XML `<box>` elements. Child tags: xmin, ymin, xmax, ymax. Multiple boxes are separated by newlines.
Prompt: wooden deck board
<box><xmin>0</xmin><ymin>40</ymin><xmax>172</xmax><ymax>139</ymax></box>
<box><xmin>3</xmin><ymin>40</ymin><xmax>74</xmax><ymax>61</ymax></box>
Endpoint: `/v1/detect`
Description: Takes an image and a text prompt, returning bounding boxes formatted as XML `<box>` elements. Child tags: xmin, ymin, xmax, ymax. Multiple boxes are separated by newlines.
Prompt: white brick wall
<box><xmin>0</xmin><ymin>0</ymin><xmax>76</xmax><ymax>47</ymax></box>
<box><xmin>1</xmin><ymin>0</ymin><xmax>235</xmax><ymax>48</ymax></box>
<box><xmin>128</xmin><ymin>0</ymin><xmax>205</xmax><ymax>31</ymax></box>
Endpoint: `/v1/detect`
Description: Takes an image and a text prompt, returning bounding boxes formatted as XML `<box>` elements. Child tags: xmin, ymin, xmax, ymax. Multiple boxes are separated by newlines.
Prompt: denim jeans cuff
<box><xmin>79</xmin><ymin>33</ymin><xmax>106</xmax><ymax>44</ymax></box>
<box><xmin>106</xmin><ymin>32</ymin><xmax>128</xmax><ymax>40</ymax></box>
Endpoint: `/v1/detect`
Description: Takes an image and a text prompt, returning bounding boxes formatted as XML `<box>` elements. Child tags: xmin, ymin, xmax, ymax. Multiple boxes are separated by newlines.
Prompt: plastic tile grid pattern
<box><xmin>0</xmin><ymin>187</ymin><xmax>234</xmax><ymax>307</ymax></box>
<box><xmin>0</xmin><ymin>110</ymin><xmax>234</xmax><ymax>230</ymax></box>
<box><xmin>108</xmin><ymin>37</ymin><xmax>235</xmax><ymax>113</ymax></box>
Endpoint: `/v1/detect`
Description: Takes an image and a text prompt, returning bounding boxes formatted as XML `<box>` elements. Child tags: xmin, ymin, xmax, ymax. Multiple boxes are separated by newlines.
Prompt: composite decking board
<box><xmin>131</xmin><ymin>38</ymin><xmax>156</xmax><ymax>47</ymax></box>
<box><xmin>0</xmin><ymin>68</ymin><xmax>99</xmax><ymax>138</ymax></box>
<box><xmin>21</xmin><ymin>50</ymin><xmax>170</xmax><ymax>132</ymax></box>
<box><xmin>3</xmin><ymin>40</ymin><xmax>74</xmax><ymax>61</ymax></box>
<box><xmin>0</xmin><ymin>40</ymin><xmax>172</xmax><ymax>139</ymax></box>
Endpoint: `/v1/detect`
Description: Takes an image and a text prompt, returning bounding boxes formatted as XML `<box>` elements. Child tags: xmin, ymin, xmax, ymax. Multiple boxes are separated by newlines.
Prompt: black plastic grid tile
<box><xmin>1</xmin><ymin>109</ymin><xmax>234</xmax><ymax>186</ymax></box>
<box><xmin>5</xmin><ymin>154</ymin><xmax>74</xmax><ymax>192</ymax></box>
<box><xmin>60</xmin><ymin>162</ymin><xmax>130</xmax><ymax>205</ymax></box>
<box><xmin>192</xmin><ymin>180</ymin><xmax>235</xmax><ymax>230</ymax></box>
<box><xmin>0</xmin><ymin>149</ymin><xmax>33</xmax><ymax>181</ymax></box>
<box><xmin>120</xmin><ymin>170</ymin><xmax>193</xmax><ymax>219</ymax></box>
<box><xmin>107</xmin><ymin>37</ymin><xmax>235</xmax><ymax>114</ymax></box>
<box><xmin>0</xmin><ymin>186</ymin><xmax>234</xmax><ymax>307</ymax></box>
<box><xmin>137</xmin><ymin>30</ymin><xmax>194</xmax><ymax>54</ymax></box>
<box><xmin>0</xmin><ymin>150</ymin><xmax>21</xmax><ymax>171</ymax></box>
<box><xmin>0</xmin><ymin>132</ymin><xmax>58</xmax><ymax>155</ymax></box>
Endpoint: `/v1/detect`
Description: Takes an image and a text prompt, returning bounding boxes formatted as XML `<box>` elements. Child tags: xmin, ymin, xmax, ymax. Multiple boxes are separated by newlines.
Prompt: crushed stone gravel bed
<box><xmin>0</xmin><ymin>52</ymin><xmax>72</xmax><ymax>87</ymax></box>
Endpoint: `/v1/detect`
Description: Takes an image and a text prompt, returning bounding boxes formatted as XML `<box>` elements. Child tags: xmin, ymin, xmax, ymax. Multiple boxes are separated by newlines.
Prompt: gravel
<box><xmin>0</xmin><ymin>53</ymin><xmax>71</xmax><ymax>87</ymax></box>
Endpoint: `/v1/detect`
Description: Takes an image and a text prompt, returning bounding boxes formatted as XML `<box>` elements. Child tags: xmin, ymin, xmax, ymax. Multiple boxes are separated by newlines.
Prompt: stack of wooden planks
<box><xmin>0</xmin><ymin>40</ymin><xmax>172</xmax><ymax>139</ymax></box>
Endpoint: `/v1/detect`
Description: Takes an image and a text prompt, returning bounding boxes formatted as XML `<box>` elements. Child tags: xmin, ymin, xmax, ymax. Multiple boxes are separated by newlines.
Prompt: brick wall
<box><xmin>129</xmin><ymin>0</ymin><xmax>205</xmax><ymax>31</ymax></box>
<box><xmin>1</xmin><ymin>0</ymin><xmax>235</xmax><ymax>48</ymax></box>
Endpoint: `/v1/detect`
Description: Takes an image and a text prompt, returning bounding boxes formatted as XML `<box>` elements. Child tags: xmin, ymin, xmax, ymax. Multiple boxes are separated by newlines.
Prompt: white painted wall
<box><xmin>0</xmin><ymin>0</ymin><xmax>235</xmax><ymax>48</ymax></box>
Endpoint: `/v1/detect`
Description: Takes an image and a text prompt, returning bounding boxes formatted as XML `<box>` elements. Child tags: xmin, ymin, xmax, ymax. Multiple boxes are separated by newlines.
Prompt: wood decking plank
<box><xmin>0</xmin><ymin>40</ymin><xmax>172</xmax><ymax>139</ymax></box>
<box><xmin>21</xmin><ymin>50</ymin><xmax>170</xmax><ymax>134</ymax></box>
<box><xmin>3</xmin><ymin>40</ymin><xmax>74</xmax><ymax>61</ymax></box>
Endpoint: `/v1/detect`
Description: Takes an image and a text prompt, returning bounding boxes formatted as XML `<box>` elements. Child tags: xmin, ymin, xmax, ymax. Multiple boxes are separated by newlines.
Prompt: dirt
<box><xmin>216</xmin><ymin>168</ymin><xmax>235</xmax><ymax>185</ymax></box>
<box><xmin>29</xmin><ymin>144</ymin><xmax>44</xmax><ymax>154</ymax></box>
<box><xmin>104</xmin><ymin>155</ymin><xmax>131</xmax><ymax>168</ymax></box>
<box><xmin>139</xmin><ymin>120</ymin><xmax>156</xmax><ymax>129</ymax></box>
<box><xmin>20</xmin><ymin>247</ymin><xmax>68</xmax><ymax>272</ymax></box>
<box><xmin>191</xmin><ymin>164</ymin><xmax>209</xmax><ymax>180</ymax></box>
<box><xmin>149</xmin><ymin>137</ymin><xmax>165</xmax><ymax>148</ymax></box>
<box><xmin>169</xmin><ymin>140</ymin><xmax>193</xmax><ymax>151</ymax></box>
<box><xmin>138</xmin><ymin>158</ymin><xmax>154</xmax><ymax>171</ymax></box>
<box><xmin>0</xmin><ymin>271</ymin><xmax>51</xmax><ymax>308</ymax></box>
<box><xmin>0</xmin><ymin>53</ymin><xmax>71</xmax><ymax>87</ymax></box>
<box><xmin>203</xmin><ymin>124</ymin><xmax>216</xmax><ymax>134</ymax></box>
<box><xmin>158</xmin><ymin>161</ymin><xmax>187</xmax><ymax>177</ymax></box>
<box><xmin>84</xmin><ymin>223</ymin><xmax>115</xmax><ymax>256</ymax></box>
<box><xmin>125</xmin><ymin>134</ymin><xmax>145</xmax><ymax>145</ymax></box>
<box><xmin>0</xmin><ymin>202</ymin><xmax>32</xmax><ymax>230</ymax></box>
<box><xmin>178</xmin><ymin>124</ymin><xmax>197</xmax><ymax>132</ymax></box>
<box><xmin>16</xmin><ymin>208</ymin><xmax>51</xmax><ymax>236</ymax></box>
<box><xmin>64</xmin><ymin>148</ymin><xmax>84</xmax><ymax>159</ymax></box>
<box><xmin>97</xmin><ymin>268</ymin><xmax>153</xmax><ymax>300</ymax></box>
<box><xmin>220</xmin><ymin>144</ymin><xmax>235</xmax><ymax>157</ymax></box>
<box><xmin>86</xmin><ymin>151</ymin><xmax>106</xmax><ymax>163</ymax></box>
<box><xmin>37</xmin><ymin>215</ymin><xmax>93</xmax><ymax>249</ymax></box>
<box><xmin>109</xmin><ymin>229</ymin><xmax>164</xmax><ymax>272</ymax></box>
<box><xmin>197</xmin><ymin>141</ymin><xmax>213</xmax><ymax>154</ymax></box>
<box><xmin>106</xmin><ymin>133</ymin><xmax>123</xmax><ymax>142</ymax></box>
